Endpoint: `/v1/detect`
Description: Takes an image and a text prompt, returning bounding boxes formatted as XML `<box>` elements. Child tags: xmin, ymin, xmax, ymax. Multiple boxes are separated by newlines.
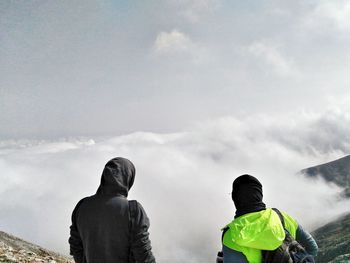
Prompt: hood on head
<box><xmin>232</xmin><ymin>174</ymin><xmax>266</xmax><ymax>218</ymax></box>
<box><xmin>96</xmin><ymin>157</ymin><xmax>135</xmax><ymax>197</ymax></box>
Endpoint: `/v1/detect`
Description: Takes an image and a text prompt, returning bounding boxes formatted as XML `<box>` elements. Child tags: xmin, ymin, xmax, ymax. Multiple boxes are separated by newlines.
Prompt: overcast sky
<box><xmin>2</xmin><ymin>0</ymin><xmax>350</xmax><ymax>138</ymax></box>
<box><xmin>2</xmin><ymin>1</ymin><xmax>350</xmax><ymax>262</ymax></box>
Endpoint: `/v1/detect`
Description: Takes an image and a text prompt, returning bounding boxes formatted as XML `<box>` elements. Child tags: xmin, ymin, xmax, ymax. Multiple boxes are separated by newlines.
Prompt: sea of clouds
<box><xmin>1</xmin><ymin>110</ymin><xmax>350</xmax><ymax>263</ymax></box>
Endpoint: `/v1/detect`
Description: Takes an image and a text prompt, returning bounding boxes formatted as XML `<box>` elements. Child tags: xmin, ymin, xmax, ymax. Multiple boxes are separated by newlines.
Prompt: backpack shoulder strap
<box><xmin>221</xmin><ymin>226</ymin><xmax>229</xmax><ymax>242</ymax></box>
<box><xmin>128</xmin><ymin>200</ymin><xmax>138</xmax><ymax>262</ymax></box>
<box><xmin>129</xmin><ymin>200</ymin><xmax>138</xmax><ymax>233</ymax></box>
<box><xmin>272</xmin><ymin>208</ymin><xmax>286</xmax><ymax>229</ymax></box>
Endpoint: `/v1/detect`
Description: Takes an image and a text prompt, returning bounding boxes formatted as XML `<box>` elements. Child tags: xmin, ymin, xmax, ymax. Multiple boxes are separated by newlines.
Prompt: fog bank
<box><xmin>1</xmin><ymin>111</ymin><xmax>350</xmax><ymax>262</ymax></box>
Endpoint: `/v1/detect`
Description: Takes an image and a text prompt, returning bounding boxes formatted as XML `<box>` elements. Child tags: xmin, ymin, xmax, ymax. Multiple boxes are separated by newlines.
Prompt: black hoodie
<box><xmin>69</xmin><ymin>157</ymin><xmax>156</xmax><ymax>263</ymax></box>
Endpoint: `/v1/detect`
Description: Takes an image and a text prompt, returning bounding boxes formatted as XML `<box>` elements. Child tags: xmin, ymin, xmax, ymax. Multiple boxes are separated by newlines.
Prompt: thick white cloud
<box><xmin>1</xmin><ymin>111</ymin><xmax>350</xmax><ymax>262</ymax></box>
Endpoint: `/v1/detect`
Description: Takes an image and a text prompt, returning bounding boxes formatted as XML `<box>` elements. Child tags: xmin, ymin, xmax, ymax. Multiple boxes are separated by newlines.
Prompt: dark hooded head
<box><xmin>96</xmin><ymin>157</ymin><xmax>135</xmax><ymax>197</ymax></box>
<box><xmin>231</xmin><ymin>174</ymin><xmax>266</xmax><ymax>218</ymax></box>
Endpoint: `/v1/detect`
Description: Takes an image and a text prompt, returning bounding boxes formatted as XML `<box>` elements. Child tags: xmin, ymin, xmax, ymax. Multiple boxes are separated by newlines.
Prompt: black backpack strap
<box><xmin>217</xmin><ymin>226</ymin><xmax>229</xmax><ymax>263</ymax></box>
<box><xmin>272</xmin><ymin>208</ymin><xmax>286</xmax><ymax>229</ymax></box>
<box><xmin>129</xmin><ymin>200</ymin><xmax>138</xmax><ymax>233</ymax></box>
<box><xmin>221</xmin><ymin>226</ymin><xmax>229</xmax><ymax>242</ymax></box>
<box><xmin>128</xmin><ymin>200</ymin><xmax>138</xmax><ymax>263</ymax></box>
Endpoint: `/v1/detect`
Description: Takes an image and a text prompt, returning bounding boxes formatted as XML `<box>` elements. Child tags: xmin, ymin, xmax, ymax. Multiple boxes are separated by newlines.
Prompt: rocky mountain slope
<box><xmin>312</xmin><ymin>213</ymin><xmax>350</xmax><ymax>263</ymax></box>
<box><xmin>302</xmin><ymin>155</ymin><xmax>350</xmax><ymax>263</ymax></box>
<box><xmin>301</xmin><ymin>155</ymin><xmax>350</xmax><ymax>197</ymax></box>
<box><xmin>0</xmin><ymin>231</ymin><xmax>73</xmax><ymax>263</ymax></box>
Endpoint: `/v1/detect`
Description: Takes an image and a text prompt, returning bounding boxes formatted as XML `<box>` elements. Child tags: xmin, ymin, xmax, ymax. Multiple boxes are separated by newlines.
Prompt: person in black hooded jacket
<box><xmin>69</xmin><ymin>157</ymin><xmax>156</xmax><ymax>263</ymax></box>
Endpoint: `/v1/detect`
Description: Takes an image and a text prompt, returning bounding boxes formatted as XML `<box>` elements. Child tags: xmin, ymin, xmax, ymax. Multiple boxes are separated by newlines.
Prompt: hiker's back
<box><xmin>76</xmin><ymin>195</ymin><xmax>130</xmax><ymax>263</ymax></box>
<box><xmin>261</xmin><ymin>209</ymin><xmax>315</xmax><ymax>263</ymax></box>
<box><xmin>220</xmin><ymin>175</ymin><xmax>318</xmax><ymax>263</ymax></box>
<box><xmin>69</xmin><ymin>158</ymin><xmax>155</xmax><ymax>263</ymax></box>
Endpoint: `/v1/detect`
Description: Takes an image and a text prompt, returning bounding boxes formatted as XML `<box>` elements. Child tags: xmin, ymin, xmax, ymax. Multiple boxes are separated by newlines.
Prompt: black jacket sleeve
<box><xmin>130</xmin><ymin>201</ymin><xmax>156</xmax><ymax>263</ymax></box>
<box><xmin>68</xmin><ymin>199</ymin><xmax>85</xmax><ymax>263</ymax></box>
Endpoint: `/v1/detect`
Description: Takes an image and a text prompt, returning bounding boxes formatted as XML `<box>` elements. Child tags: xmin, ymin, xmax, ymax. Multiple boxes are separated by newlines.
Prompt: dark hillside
<box><xmin>312</xmin><ymin>213</ymin><xmax>350</xmax><ymax>263</ymax></box>
<box><xmin>302</xmin><ymin>155</ymin><xmax>350</xmax><ymax>197</ymax></box>
<box><xmin>302</xmin><ymin>155</ymin><xmax>350</xmax><ymax>262</ymax></box>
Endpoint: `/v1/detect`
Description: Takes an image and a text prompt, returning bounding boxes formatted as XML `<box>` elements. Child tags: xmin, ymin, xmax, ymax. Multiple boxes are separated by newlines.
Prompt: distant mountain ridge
<box><xmin>302</xmin><ymin>154</ymin><xmax>350</xmax><ymax>197</ymax></box>
<box><xmin>302</xmin><ymin>155</ymin><xmax>350</xmax><ymax>262</ymax></box>
<box><xmin>0</xmin><ymin>231</ymin><xmax>73</xmax><ymax>263</ymax></box>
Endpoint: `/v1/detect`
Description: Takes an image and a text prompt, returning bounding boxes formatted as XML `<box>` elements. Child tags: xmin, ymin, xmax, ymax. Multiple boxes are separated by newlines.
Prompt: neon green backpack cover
<box><xmin>222</xmin><ymin>208</ymin><xmax>298</xmax><ymax>263</ymax></box>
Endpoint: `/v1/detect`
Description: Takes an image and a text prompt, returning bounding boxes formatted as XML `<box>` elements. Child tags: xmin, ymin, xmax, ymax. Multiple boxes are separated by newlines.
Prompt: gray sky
<box><xmin>2</xmin><ymin>0</ymin><xmax>350</xmax><ymax>138</ymax></box>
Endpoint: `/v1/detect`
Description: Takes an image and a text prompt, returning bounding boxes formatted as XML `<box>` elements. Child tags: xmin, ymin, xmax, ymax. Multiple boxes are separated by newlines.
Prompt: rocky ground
<box><xmin>312</xmin><ymin>213</ymin><xmax>350</xmax><ymax>263</ymax></box>
<box><xmin>329</xmin><ymin>254</ymin><xmax>350</xmax><ymax>263</ymax></box>
<box><xmin>0</xmin><ymin>231</ymin><xmax>73</xmax><ymax>263</ymax></box>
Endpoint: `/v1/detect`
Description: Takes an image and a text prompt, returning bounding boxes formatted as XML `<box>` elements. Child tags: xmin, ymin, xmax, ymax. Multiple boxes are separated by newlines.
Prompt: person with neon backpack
<box><xmin>219</xmin><ymin>174</ymin><xmax>318</xmax><ymax>263</ymax></box>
